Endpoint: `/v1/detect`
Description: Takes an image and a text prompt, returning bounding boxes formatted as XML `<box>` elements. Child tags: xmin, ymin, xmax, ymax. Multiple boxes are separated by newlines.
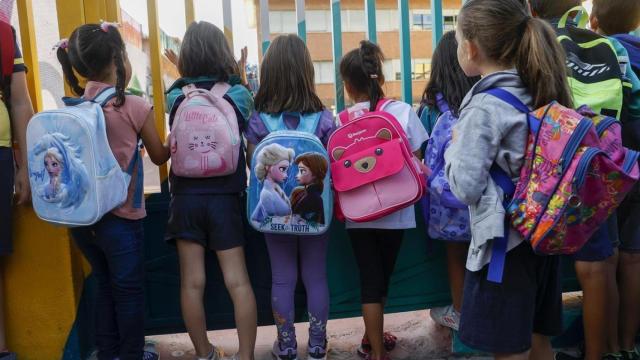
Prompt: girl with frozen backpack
<box><xmin>418</xmin><ymin>31</ymin><xmax>479</xmax><ymax>332</ymax></box>
<box><xmin>332</xmin><ymin>41</ymin><xmax>429</xmax><ymax>360</ymax></box>
<box><xmin>164</xmin><ymin>21</ymin><xmax>257</xmax><ymax>360</ymax></box>
<box><xmin>57</xmin><ymin>23</ymin><xmax>170</xmax><ymax>360</ymax></box>
<box><xmin>245</xmin><ymin>34</ymin><xmax>336</xmax><ymax>360</ymax></box>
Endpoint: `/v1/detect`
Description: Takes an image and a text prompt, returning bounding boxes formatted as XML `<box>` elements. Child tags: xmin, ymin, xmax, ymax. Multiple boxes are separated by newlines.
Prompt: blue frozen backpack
<box><xmin>248</xmin><ymin>112</ymin><xmax>332</xmax><ymax>235</ymax></box>
<box><xmin>26</xmin><ymin>87</ymin><xmax>141</xmax><ymax>226</ymax></box>
<box><xmin>422</xmin><ymin>94</ymin><xmax>470</xmax><ymax>241</ymax></box>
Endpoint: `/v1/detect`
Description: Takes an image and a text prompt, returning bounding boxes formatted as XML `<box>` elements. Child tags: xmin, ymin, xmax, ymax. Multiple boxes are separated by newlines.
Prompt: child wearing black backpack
<box><xmin>590</xmin><ymin>2</ymin><xmax>640</xmax><ymax>359</ymax></box>
<box><xmin>418</xmin><ymin>31</ymin><xmax>479</xmax><ymax>332</ymax></box>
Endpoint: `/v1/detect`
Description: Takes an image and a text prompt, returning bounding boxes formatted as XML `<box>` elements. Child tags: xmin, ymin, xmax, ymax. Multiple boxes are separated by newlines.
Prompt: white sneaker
<box><xmin>429</xmin><ymin>304</ymin><xmax>461</xmax><ymax>331</ymax></box>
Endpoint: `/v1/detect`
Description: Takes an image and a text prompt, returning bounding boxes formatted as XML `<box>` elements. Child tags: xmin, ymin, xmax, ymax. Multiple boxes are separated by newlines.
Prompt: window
<box><xmin>342</xmin><ymin>10</ymin><xmax>366</xmax><ymax>32</ymax></box>
<box><xmin>376</xmin><ymin>10</ymin><xmax>398</xmax><ymax>31</ymax></box>
<box><xmin>444</xmin><ymin>15</ymin><xmax>458</xmax><ymax>31</ymax></box>
<box><xmin>383</xmin><ymin>59</ymin><xmax>402</xmax><ymax>81</ymax></box>
<box><xmin>411</xmin><ymin>11</ymin><xmax>431</xmax><ymax>31</ymax></box>
<box><xmin>314</xmin><ymin>62</ymin><xmax>335</xmax><ymax>84</ymax></box>
<box><xmin>413</xmin><ymin>59</ymin><xmax>431</xmax><ymax>80</ymax></box>
<box><xmin>307</xmin><ymin>10</ymin><xmax>331</xmax><ymax>32</ymax></box>
<box><xmin>269</xmin><ymin>11</ymin><xmax>297</xmax><ymax>34</ymax></box>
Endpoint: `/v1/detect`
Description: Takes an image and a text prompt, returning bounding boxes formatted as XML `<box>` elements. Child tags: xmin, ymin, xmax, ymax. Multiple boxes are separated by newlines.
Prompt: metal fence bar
<box><xmin>260</xmin><ymin>0</ymin><xmax>270</xmax><ymax>54</ymax></box>
<box><xmin>431</xmin><ymin>0</ymin><xmax>443</xmax><ymax>46</ymax></box>
<box><xmin>222</xmin><ymin>0</ymin><xmax>233</xmax><ymax>50</ymax></box>
<box><xmin>365</xmin><ymin>0</ymin><xmax>377</xmax><ymax>43</ymax></box>
<box><xmin>295</xmin><ymin>0</ymin><xmax>306</xmax><ymax>42</ymax></box>
<box><xmin>398</xmin><ymin>0</ymin><xmax>412</xmax><ymax>103</ymax></box>
<box><xmin>331</xmin><ymin>0</ymin><xmax>344</xmax><ymax>111</ymax></box>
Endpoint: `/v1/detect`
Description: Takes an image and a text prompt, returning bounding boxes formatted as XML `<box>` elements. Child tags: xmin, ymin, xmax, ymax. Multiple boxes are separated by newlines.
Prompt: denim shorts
<box><xmin>165</xmin><ymin>193</ymin><xmax>246</xmax><ymax>251</ymax></box>
<box><xmin>0</xmin><ymin>147</ymin><xmax>13</xmax><ymax>256</ymax></box>
<box><xmin>459</xmin><ymin>242</ymin><xmax>563</xmax><ymax>353</ymax></box>
<box><xmin>572</xmin><ymin>215</ymin><xmax>619</xmax><ymax>262</ymax></box>
<box><xmin>618</xmin><ymin>183</ymin><xmax>640</xmax><ymax>253</ymax></box>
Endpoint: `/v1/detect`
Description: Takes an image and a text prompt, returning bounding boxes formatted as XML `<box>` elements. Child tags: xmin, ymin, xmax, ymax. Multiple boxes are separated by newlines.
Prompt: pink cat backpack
<box><xmin>328</xmin><ymin>99</ymin><xmax>426</xmax><ymax>222</ymax></box>
<box><xmin>169</xmin><ymin>83</ymin><xmax>241</xmax><ymax>177</ymax></box>
<box><xmin>486</xmin><ymin>88</ymin><xmax>640</xmax><ymax>257</ymax></box>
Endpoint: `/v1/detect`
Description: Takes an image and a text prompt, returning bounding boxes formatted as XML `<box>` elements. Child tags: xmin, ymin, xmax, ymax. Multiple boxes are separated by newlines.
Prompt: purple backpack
<box><xmin>421</xmin><ymin>94</ymin><xmax>470</xmax><ymax>242</ymax></box>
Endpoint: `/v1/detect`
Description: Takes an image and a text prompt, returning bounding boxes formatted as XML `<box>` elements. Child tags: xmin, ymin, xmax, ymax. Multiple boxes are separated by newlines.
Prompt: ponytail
<box><xmin>459</xmin><ymin>0</ymin><xmax>572</xmax><ymax>109</ymax></box>
<box><xmin>57</xmin><ymin>46</ymin><xmax>84</xmax><ymax>96</ymax></box>
<box><xmin>57</xmin><ymin>23</ymin><xmax>127</xmax><ymax>106</ymax></box>
<box><xmin>516</xmin><ymin>18</ymin><xmax>573</xmax><ymax>108</ymax></box>
<box><xmin>340</xmin><ymin>40</ymin><xmax>385</xmax><ymax>111</ymax></box>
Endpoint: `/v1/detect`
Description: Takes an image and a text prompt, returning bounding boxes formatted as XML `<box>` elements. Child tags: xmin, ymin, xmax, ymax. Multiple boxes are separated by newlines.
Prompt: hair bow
<box><xmin>52</xmin><ymin>38</ymin><xmax>69</xmax><ymax>51</ymax></box>
<box><xmin>100</xmin><ymin>20</ymin><xmax>120</xmax><ymax>32</ymax></box>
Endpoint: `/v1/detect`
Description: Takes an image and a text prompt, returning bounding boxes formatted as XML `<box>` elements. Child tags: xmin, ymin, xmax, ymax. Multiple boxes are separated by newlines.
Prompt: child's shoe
<box><xmin>307</xmin><ymin>339</ymin><xmax>328</xmax><ymax>360</ymax></box>
<box><xmin>198</xmin><ymin>344</ymin><xmax>224</xmax><ymax>360</ymax></box>
<box><xmin>143</xmin><ymin>350</ymin><xmax>159</xmax><ymax>360</ymax></box>
<box><xmin>357</xmin><ymin>333</ymin><xmax>397</xmax><ymax>357</ymax></box>
<box><xmin>272</xmin><ymin>340</ymin><xmax>297</xmax><ymax>360</ymax></box>
<box><xmin>622</xmin><ymin>349</ymin><xmax>640</xmax><ymax>360</ymax></box>
<box><xmin>429</xmin><ymin>305</ymin><xmax>461</xmax><ymax>331</ymax></box>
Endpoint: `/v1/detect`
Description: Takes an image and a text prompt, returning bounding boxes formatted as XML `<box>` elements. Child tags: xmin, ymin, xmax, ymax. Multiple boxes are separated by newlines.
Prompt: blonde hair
<box><xmin>254</xmin><ymin>143</ymin><xmax>295</xmax><ymax>181</ymax></box>
<box><xmin>45</xmin><ymin>147</ymin><xmax>64</xmax><ymax>164</ymax></box>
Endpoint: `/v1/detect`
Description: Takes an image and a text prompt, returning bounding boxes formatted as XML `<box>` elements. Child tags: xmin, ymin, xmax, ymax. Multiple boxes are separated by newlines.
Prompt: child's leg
<box><xmin>605</xmin><ymin>250</ymin><xmax>620</xmax><ymax>354</ymax></box>
<box><xmin>618</xmin><ymin>251</ymin><xmax>640</xmax><ymax>351</ymax></box>
<box><xmin>216</xmin><ymin>246</ymin><xmax>257</xmax><ymax>360</ymax></box>
<box><xmin>445</xmin><ymin>242</ymin><xmax>469</xmax><ymax>312</ymax></box>
<box><xmin>95</xmin><ymin>216</ymin><xmax>145</xmax><ymax>360</ymax></box>
<box><xmin>299</xmin><ymin>233</ymin><xmax>330</xmax><ymax>347</ymax></box>
<box><xmin>575</xmin><ymin>259</ymin><xmax>611</xmax><ymax>360</ymax></box>
<box><xmin>177</xmin><ymin>239</ymin><xmax>211</xmax><ymax>358</ymax></box>
<box><xmin>529</xmin><ymin>334</ymin><xmax>553</xmax><ymax>360</ymax></box>
<box><xmin>264</xmin><ymin>234</ymin><xmax>299</xmax><ymax>348</ymax></box>
<box><xmin>70</xmin><ymin>225</ymin><xmax>120</xmax><ymax>360</ymax></box>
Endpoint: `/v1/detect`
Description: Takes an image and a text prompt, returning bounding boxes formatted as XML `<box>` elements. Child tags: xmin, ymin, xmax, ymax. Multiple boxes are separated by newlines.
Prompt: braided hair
<box><xmin>340</xmin><ymin>40</ymin><xmax>385</xmax><ymax>111</ymax></box>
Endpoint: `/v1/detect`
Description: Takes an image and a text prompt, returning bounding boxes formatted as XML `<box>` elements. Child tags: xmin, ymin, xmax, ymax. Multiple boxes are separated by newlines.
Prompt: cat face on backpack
<box><xmin>331</xmin><ymin>128</ymin><xmax>392</xmax><ymax>174</ymax></box>
<box><xmin>187</xmin><ymin>130</ymin><xmax>217</xmax><ymax>154</ymax></box>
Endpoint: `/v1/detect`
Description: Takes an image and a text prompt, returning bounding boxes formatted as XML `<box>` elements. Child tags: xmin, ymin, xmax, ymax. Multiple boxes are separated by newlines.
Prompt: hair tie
<box><xmin>370</xmin><ymin>74</ymin><xmax>379</xmax><ymax>79</ymax></box>
<box><xmin>99</xmin><ymin>20</ymin><xmax>120</xmax><ymax>32</ymax></box>
<box><xmin>52</xmin><ymin>38</ymin><xmax>69</xmax><ymax>51</ymax></box>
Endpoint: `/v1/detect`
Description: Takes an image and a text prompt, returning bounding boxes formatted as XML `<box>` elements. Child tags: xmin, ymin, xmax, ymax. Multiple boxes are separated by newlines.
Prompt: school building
<box><xmin>254</xmin><ymin>0</ymin><xmax>465</xmax><ymax>108</ymax></box>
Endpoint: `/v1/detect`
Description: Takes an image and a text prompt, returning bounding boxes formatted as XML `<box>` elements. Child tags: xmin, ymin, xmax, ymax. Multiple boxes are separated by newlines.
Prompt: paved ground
<box><xmin>148</xmin><ymin>310</ymin><xmax>456</xmax><ymax>360</ymax></box>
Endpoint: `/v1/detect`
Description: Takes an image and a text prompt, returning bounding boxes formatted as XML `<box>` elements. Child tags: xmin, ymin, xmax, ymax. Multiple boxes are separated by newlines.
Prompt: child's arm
<box><xmin>246</xmin><ymin>143</ymin><xmax>256</xmax><ymax>168</ymax></box>
<box><xmin>140</xmin><ymin>111</ymin><xmax>170</xmax><ymax>165</ymax></box>
<box><xmin>9</xmin><ymin>71</ymin><xmax>34</xmax><ymax>204</ymax></box>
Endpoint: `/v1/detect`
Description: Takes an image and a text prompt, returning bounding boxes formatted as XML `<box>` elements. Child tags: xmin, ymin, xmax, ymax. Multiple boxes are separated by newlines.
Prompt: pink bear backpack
<box><xmin>170</xmin><ymin>83</ymin><xmax>241</xmax><ymax>178</ymax></box>
<box><xmin>484</xmin><ymin>89</ymin><xmax>640</xmax><ymax>281</ymax></box>
<box><xmin>328</xmin><ymin>99</ymin><xmax>426</xmax><ymax>222</ymax></box>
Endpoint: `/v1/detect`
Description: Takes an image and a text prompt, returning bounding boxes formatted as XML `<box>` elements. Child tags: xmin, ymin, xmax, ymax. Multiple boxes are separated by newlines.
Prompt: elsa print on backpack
<box><xmin>248</xmin><ymin>112</ymin><xmax>332</xmax><ymax>235</ymax></box>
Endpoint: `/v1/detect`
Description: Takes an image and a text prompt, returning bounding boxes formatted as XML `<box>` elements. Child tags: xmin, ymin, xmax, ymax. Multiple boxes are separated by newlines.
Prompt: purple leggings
<box><xmin>265</xmin><ymin>233</ymin><xmax>330</xmax><ymax>348</ymax></box>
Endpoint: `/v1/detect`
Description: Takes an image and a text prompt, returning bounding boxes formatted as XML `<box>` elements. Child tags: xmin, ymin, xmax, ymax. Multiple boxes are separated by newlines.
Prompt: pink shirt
<box><xmin>84</xmin><ymin>81</ymin><xmax>152</xmax><ymax>220</ymax></box>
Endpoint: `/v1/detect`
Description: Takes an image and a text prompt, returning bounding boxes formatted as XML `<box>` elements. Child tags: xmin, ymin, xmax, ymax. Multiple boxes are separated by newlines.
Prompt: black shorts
<box><xmin>572</xmin><ymin>215</ymin><xmax>618</xmax><ymax>262</ymax></box>
<box><xmin>0</xmin><ymin>148</ymin><xmax>13</xmax><ymax>256</ymax></box>
<box><xmin>459</xmin><ymin>242</ymin><xmax>563</xmax><ymax>354</ymax></box>
<box><xmin>165</xmin><ymin>193</ymin><xmax>246</xmax><ymax>251</ymax></box>
<box><xmin>618</xmin><ymin>182</ymin><xmax>640</xmax><ymax>253</ymax></box>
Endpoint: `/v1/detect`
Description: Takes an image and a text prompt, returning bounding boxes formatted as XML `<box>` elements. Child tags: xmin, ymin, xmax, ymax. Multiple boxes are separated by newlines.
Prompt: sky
<box><xmin>120</xmin><ymin>0</ymin><xmax>259</xmax><ymax>64</ymax></box>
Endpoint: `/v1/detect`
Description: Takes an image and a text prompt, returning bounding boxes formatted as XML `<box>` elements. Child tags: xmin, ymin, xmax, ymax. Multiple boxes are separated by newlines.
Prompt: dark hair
<box><xmin>57</xmin><ymin>24</ymin><xmax>127</xmax><ymax>106</ymax></box>
<box><xmin>178</xmin><ymin>21</ymin><xmax>239</xmax><ymax>80</ymax></box>
<box><xmin>422</xmin><ymin>31</ymin><xmax>480</xmax><ymax>116</ymax></box>
<box><xmin>254</xmin><ymin>34</ymin><xmax>324</xmax><ymax>114</ymax></box>
<box><xmin>593</xmin><ymin>0</ymin><xmax>640</xmax><ymax>35</ymax></box>
<box><xmin>459</xmin><ymin>0</ymin><xmax>573</xmax><ymax>109</ymax></box>
<box><xmin>340</xmin><ymin>41</ymin><xmax>385</xmax><ymax>112</ymax></box>
<box><xmin>295</xmin><ymin>152</ymin><xmax>328</xmax><ymax>192</ymax></box>
<box><xmin>529</xmin><ymin>0</ymin><xmax>581</xmax><ymax>19</ymax></box>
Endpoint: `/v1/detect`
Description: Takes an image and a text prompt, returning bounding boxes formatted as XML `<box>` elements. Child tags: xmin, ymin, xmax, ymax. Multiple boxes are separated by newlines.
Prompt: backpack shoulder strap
<box><xmin>296</xmin><ymin>112</ymin><xmax>322</xmax><ymax>134</ymax></box>
<box><xmin>375</xmin><ymin>98</ymin><xmax>393</xmax><ymax>112</ymax></box>
<box><xmin>211</xmin><ymin>82</ymin><xmax>232</xmax><ymax>98</ymax></box>
<box><xmin>259</xmin><ymin>112</ymin><xmax>286</xmax><ymax>133</ymax></box>
<box><xmin>0</xmin><ymin>21</ymin><xmax>14</xmax><ymax>86</ymax></box>
<box><xmin>483</xmin><ymin>88</ymin><xmax>542</xmax><ymax>134</ymax></box>
<box><xmin>337</xmin><ymin>110</ymin><xmax>350</xmax><ymax>125</ymax></box>
<box><xmin>435</xmin><ymin>93</ymin><xmax>450</xmax><ymax>113</ymax></box>
<box><xmin>92</xmin><ymin>87</ymin><xmax>118</xmax><ymax>107</ymax></box>
<box><xmin>558</xmin><ymin>6</ymin><xmax>589</xmax><ymax>29</ymax></box>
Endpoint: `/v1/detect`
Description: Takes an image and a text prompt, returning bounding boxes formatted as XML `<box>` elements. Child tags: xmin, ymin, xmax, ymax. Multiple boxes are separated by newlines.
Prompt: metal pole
<box><xmin>398</xmin><ymin>0</ymin><xmax>412</xmax><ymax>103</ymax></box>
<box><xmin>365</xmin><ymin>0</ymin><xmax>377</xmax><ymax>43</ymax></box>
<box><xmin>331</xmin><ymin>0</ymin><xmax>345</xmax><ymax>111</ymax></box>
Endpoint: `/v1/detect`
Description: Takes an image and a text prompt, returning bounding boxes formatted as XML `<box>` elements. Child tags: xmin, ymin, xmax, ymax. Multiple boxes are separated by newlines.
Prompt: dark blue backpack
<box><xmin>421</xmin><ymin>94</ymin><xmax>470</xmax><ymax>242</ymax></box>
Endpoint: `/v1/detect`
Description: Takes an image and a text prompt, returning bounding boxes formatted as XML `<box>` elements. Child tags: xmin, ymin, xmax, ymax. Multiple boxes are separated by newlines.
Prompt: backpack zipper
<box><xmin>559</xmin><ymin>117</ymin><xmax>593</xmax><ymax>173</ymax></box>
